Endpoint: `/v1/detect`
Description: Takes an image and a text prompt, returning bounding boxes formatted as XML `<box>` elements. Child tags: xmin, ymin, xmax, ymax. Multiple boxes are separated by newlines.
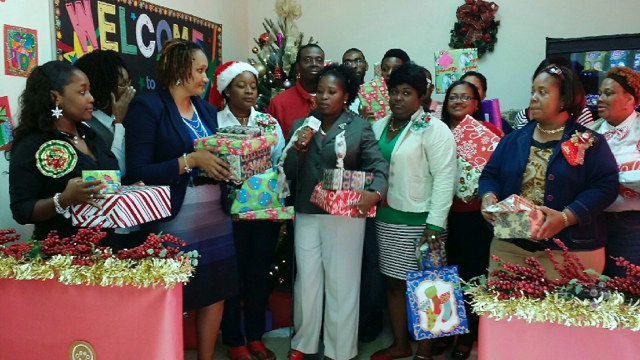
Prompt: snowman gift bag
<box><xmin>406</xmin><ymin>266</ymin><xmax>469</xmax><ymax>340</ymax></box>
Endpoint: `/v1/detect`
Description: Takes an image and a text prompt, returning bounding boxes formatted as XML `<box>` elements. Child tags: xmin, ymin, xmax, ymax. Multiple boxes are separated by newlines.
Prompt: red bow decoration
<box><xmin>456</xmin><ymin>0</ymin><xmax>499</xmax><ymax>43</ymax></box>
<box><xmin>603</xmin><ymin>126</ymin><xmax>629</xmax><ymax>141</ymax></box>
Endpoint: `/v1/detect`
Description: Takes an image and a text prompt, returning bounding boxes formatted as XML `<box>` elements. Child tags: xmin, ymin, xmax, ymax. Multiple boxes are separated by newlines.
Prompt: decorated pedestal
<box><xmin>309</xmin><ymin>183</ymin><xmax>376</xmax><ymax>218</ymax></box>
<box><xmin>0</xmin><ymin>228</ymin><xmax>196</xmax><ymax>360</ymax></box>
<box><xmin>357</xmin><ymin>77</ymin><xmax>390</xmax><ymax>122</ymax></box>
<box><xmin>71</xmin><ymin>186</ymin><xmax>171</xmax><ymax>228</ymax></box>
<box><xmin>466</xmin><ymin>238</ymin><xmax>640</xmax><ymax>360</ymax></box>
<box><xmin>0</xmin><ymin>278</ymin><xmax>183</xmax><ymax>360</ymax></box>
<box><xmin>478</xmin><ymin>316</ymin><xmax>640</xmax><ymax>360</ymax></box>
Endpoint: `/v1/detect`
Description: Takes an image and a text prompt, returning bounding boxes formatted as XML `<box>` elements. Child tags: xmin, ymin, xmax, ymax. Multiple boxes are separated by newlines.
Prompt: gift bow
<box><xmin>456</xmin><ymin>0</ymin><xmax>499</xmax><ymax>42</ymax></box>
<box><xmin>274</xmin><ymin>0</ymin><xmax>302</xmax><ymax>20</ymax></box>
<box><xmin>603</xmin><ymin>126</ymin><xmax>629</xmax><ymax>141</ymax></box>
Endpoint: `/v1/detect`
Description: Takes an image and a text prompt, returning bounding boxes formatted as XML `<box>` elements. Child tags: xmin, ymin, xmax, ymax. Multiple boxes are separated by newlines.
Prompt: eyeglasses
<box><xmin>544</xmin><ymin>65</ymin><xmax>565</xmax><ymax>81</ymax></box>
<box><xmin>343</xmin><ymin>59</ymin><xmax>365</xmax><ymax>66</ymax></box>
<box><xmin>448</xmin><ymin>95</ymin><xmax>475</xmax><ymax>102</ymax></box>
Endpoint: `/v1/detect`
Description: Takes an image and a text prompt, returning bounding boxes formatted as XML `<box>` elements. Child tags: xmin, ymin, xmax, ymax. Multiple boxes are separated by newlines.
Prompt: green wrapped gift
<box><xmin>230</xmin><ymin>171</ymin><xmax>286</xmax><ymax>214</ymax></box>
<box><xmin>237</xmin><ymin>206</ymin><xmax>294</xmax><ymax>220</ymax></box>
<box><xmin>82</xmin><ymin>170</ymin><xmax>121</xmax><ymax>194</ymax></box>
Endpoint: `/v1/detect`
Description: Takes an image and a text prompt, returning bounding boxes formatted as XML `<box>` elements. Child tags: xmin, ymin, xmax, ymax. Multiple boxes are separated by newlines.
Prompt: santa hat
<box><xmin>209</xmin><ymin>61</ymin><xmax>259</xmax><ymax>109</ymax></box>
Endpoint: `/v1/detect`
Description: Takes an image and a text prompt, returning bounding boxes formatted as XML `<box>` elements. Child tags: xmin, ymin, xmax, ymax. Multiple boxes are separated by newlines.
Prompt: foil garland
<box><xmin>0</xmin><ymin>254</ymin><xmax>194</xmax><ymax>289</ymax></box>
<box><xmin>465</xmin><ymin>287</ymin><xmax>640</xmax><ymax>331</ymax></box>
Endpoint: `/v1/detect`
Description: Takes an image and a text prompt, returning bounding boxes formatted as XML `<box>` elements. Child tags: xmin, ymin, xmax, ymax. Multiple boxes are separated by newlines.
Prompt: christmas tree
<box><xmin>249</xmin><ymin>0</ymin><xmax>315</xmax><ymax>112</ymax></box>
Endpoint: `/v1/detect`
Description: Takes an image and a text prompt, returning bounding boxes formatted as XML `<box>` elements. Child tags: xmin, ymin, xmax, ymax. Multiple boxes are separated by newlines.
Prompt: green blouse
<box><xmin>375</xmin><ymin>126</ymin><xmax>430</xmax><ymax>225</ymax></box>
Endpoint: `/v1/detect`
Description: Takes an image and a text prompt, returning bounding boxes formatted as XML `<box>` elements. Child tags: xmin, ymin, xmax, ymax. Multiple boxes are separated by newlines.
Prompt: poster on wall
<box><xmin>54</xmin><ymin>0</ymin><xmax>222</xmax><ymax>97</ymax></box>
<box><xmin>3</xmin><ymin>25</ymin><xmax>38</xmax><ymax>77</ymax></box>
<box><xmin>0</xmin><ymin>96</ymin><xmax>14</xmax><ymax>151</ymax></box>
<box><xmin>434</xmin><ymin>48</ymin><xmax>478</xmax><ymax>94</ymax></box>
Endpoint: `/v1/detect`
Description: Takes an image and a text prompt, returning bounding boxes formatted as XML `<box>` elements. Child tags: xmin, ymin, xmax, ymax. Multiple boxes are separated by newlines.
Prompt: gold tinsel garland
<box><xmin>466</xmin><ymin>288</ymin><xmax>640</xmax><ymax>331</ymax></box>
<box><xmin>0</xmin><ymin>254</ymin><xmax>194</xmax><ymax>289</ymax></box>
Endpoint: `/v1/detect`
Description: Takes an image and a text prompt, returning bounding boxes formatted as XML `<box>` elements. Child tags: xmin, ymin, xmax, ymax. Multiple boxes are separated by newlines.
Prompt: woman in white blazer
<box><xmin>370</xmin><ymin>63</ymin><xmax>457</xmax><ymax>360</ymax></box>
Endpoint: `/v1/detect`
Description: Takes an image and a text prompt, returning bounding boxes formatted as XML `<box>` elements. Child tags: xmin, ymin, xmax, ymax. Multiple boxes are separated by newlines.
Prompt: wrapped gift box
<box><xmin>82</xmin><ymin>170</ymin><xmax>121</xmax><ymax>194</ymax></box>
<box><xmin>485</xmin><ymin>194</ymin><xmax>544</xmax><ymax>239</ymax></box>
<box><xmin>309</xmin><ymin>183</ymin><xmax>376</xmax><ymax>218</ymax></box>
<box><xmin>214</xmin><ymin>148</ymin><xmax>272</xmax><ymax>182</ymax></box>
<box><xmin>434</xmin><ymin>48</ymin><xmax>478</xmax><ymax>94</ymax></box>
<box><xmin>0</xmin><ymin>278</ymin><xmax>182</xmax><ymax>360</ymax></box>
<box><xmin>455</xmin><ymin>157</ymin><xmax>481</xmax><ymax>204</ymax></box>
<box><xmin>231</xmin><ymin>171</ymin><xmax>286</xmax><ymax>214</ymax></box>
<box><xmin>216</xmin><ymin>125</ymin><xmax>264</xmax><ymax>139</ymax></box>
<box><xmin>451</xmin><ymin>115</ymin><xmax>500</xmax><ymax>171</ymax></box>
<box><xmin>481</xmin><ymin>99</ymin><xmax>503</xmax><ymax>131</ymax></box>
<box><xmin>406</xmin><ymin>266</ymin><xmax>469</xmax><ymax>340</ymax></box>
<box><xmin>357</xmin><ymin>77</ymin><xmax>390</xmax><ymax>122</ymax></box>
<box><xmin>194</xmin><ymin>133</ymin><xmax>278</xmax><ymax>156</ymax></box>
<box><xmin>321</xmin><ymin>169</ymin><xmax>374</xmax><ymax>191</ymax></box>
<box><xmin>237</xmin><ymin>206</ymin><xmax>295</xmax><ymax>220</ymax></box>
<box><xmin>71</xmin><ymin>186</ymin><xmax>171</xmax><ymax>228</ymax></box>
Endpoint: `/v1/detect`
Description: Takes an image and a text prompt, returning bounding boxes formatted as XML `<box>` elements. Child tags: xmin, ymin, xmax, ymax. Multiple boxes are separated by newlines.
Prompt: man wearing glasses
<box><xmin>342</xmin><ymin>48</ymin><xmax>369</xmax><ymax>114</ymax></box>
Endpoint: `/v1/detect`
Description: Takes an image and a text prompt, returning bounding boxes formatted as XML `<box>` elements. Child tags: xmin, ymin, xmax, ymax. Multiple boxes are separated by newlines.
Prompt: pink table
<box><xmin>0</xmin><ymin>278</ymin><xmax>183</xmax><ymax>360</ymax></box>
<box><xmin>479</xmin><ymin>315</ymin><xmax>640</xmax><ymax>360</ymax></box>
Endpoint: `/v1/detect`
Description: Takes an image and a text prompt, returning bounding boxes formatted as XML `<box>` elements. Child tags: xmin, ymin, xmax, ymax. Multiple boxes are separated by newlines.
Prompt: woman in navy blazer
<box><xmin>125</xmin><ymin>39</ymin><xmax>237</xmax><ymax>360</ymax></box>
<box><xmin>479</xmin><ymin>65</ymin><xmax>618</xmax><ymax>278</ymax></box>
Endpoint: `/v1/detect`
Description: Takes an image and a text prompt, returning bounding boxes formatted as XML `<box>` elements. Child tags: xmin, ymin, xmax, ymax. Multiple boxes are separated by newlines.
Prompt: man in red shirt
<box><xmin>268</xmin><ymin>44</ymin><xmax>325</xmax><ymax>139</ymax></box>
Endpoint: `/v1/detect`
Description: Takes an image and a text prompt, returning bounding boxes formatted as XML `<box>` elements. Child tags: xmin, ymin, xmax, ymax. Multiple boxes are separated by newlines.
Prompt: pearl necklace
<box><xmin>536</xmin><ymin>123</ymin><xmax>565</xmax><ymax>134</ymax></box>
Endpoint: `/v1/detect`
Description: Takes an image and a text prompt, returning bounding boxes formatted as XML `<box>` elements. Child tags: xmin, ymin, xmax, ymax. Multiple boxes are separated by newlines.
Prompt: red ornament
<box><xmin>274</xmin><ymin>64</ymin><xmax>282</xmax><ymax>80</ymax></box>
<box><xmin>483</xmin><ymin>34</ymin><xmax>492</xmax><ymax>42</ymax></box>
<box><xmin>462</xmin><ymin>26</ymin><xmax>469</xmax><ymax>32</ymax></box>
<box><xmin>258</xmin><ymin>33</ymin><xmax>270</xmax><ymax>47</ymax></box>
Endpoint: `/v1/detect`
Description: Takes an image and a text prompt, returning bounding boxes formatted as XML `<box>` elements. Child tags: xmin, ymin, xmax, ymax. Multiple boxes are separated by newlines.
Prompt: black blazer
<box><xmin>283</xmin><ymin>111</ymin><xmax>389</xmax><ymax>214</ymax></box>
<box><xmin>124</xmin><ymin>89</ymin><xmax>228</xmax><ymax>221</ymax></box>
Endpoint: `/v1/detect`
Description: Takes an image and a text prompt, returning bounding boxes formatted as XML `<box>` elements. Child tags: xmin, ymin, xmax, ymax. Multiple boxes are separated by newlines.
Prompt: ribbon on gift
<box><xmin>485</xmin><ymin>194</ymin><xmax>537</xmax><ymax>213</ymax></box>
<box><xmin>456</xmin><ymin>0</ymin><xmax>499</xmax><ymax>43</ymax></box>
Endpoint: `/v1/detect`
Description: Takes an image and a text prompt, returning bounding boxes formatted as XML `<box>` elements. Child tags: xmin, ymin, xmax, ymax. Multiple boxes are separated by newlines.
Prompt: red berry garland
<box><xmin>115</xmin><ymin>232</ymin><xmax>186</xmax><ymax>260</ymax></box>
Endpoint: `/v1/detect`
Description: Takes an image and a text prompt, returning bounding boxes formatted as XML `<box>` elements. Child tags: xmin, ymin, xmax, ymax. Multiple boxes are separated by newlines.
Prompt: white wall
<box><xmin>247</xmin><ymin>0</ymin><xmax>640</xmax><ymax>110</ymax></box>
<box><xmin>0</xmin><ymin>0</ymin><xmax>248</xmax><ymax>237</ymax></box>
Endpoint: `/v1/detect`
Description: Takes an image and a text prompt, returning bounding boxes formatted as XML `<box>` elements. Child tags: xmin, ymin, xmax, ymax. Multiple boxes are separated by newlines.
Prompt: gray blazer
<box><xmin>284</xmin><ymin>111</ymin><xmax>389</xmax><ymax>214</ymax></box>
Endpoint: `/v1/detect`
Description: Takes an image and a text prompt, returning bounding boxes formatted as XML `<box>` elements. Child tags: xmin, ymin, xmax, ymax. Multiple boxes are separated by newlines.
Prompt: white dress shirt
<box><xmin>92</xmin><ymin>109</ymin><xmax>126</xmax><ymax>175</ymax></box>
<box><xmin>592</xmin><ymin>111</ymin><xmax>640</xmax><ymax>212</ymax></box>
<box><xmin>217</xmin><ymin>106</ymin><xmax>286</xmax><ymax>169</ymax></box>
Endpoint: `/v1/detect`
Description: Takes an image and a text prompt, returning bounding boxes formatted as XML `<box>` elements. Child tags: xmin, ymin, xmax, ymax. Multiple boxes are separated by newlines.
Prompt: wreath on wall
<box><xmin>449</xmin><ymin>0</ymin><xmax>500</xmax><ymax>58</ymax></box>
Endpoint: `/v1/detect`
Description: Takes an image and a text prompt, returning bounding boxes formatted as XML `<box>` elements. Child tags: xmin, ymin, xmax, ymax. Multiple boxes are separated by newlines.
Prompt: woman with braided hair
<box><xmin>124</xmin><ymin>38</ymin><xmax>237</xmax><ymax>360</ymax></box>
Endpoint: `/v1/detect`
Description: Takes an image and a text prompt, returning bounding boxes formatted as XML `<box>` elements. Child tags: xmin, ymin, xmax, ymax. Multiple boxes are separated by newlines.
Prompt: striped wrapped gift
<box><xmin>71</xmin><ymin>186</ymin><xmax>171</xmax><ymax>228</ymax></box>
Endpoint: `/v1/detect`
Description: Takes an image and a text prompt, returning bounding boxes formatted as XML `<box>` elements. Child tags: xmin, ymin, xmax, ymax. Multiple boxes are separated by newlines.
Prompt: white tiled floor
<box><xmin>185</xmin><ymin>325</ymin><xmax>478</xmax><ymax>360</ymax></box>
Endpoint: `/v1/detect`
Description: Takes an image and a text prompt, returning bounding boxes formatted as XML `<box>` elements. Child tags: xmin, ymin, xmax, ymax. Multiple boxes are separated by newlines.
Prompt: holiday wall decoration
<box><xmin>54</xmin><ymin>0</ymin><xmax>222</xmax><ymax>97</ymax></box>
<box><xmin>449</xmin><ymin>0</ymin><xmax>500</xmax><ymax>58</ymax></box>
<box><xmin>0</xmin><ymin>96</ymin><xmax>14</xmax><ymax>151</ymax></box>
<box><xmin>3</xmin><ymin>25</ymin><xmax>37</xmax><ymax>77</ymax></box>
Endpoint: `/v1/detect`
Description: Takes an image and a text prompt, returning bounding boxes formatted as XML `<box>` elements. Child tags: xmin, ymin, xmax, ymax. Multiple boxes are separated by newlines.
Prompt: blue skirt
<box><xmin>157</xmin><ymin>184</ymin><xmax>239</xmax><ymax>311</ymax></box>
